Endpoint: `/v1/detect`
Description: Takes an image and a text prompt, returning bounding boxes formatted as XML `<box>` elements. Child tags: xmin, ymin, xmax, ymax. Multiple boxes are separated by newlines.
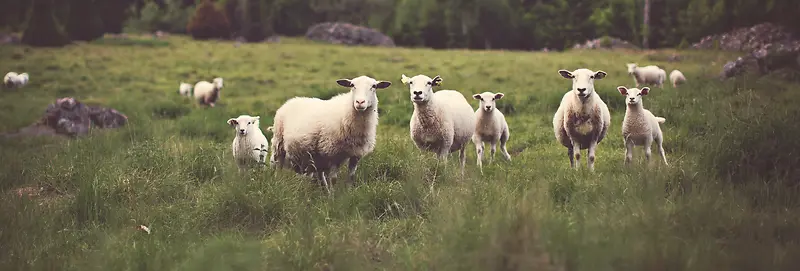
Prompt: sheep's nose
<box><xmin>413</xmin><ymin>91</ymin><xmax>422</xmax><ymax>96</ymax></box>
<box><xmin>355</xmin><ymin>100</ymin><xmax>365</xmax><ymax>105</ymax></box>
<box><xmin>239</xmin><ymin>129</ymin><xmax>245</xmax><ymax>133</ymax></box>
<box><xmin>577</xmin><ymin>88</ymin><xmax>586</xmax><ymax>92</ymax></box>
<box><xmin>485</xmin><ymin>106</ymin><xmax>492</xmax><ymax>110</ymax></box>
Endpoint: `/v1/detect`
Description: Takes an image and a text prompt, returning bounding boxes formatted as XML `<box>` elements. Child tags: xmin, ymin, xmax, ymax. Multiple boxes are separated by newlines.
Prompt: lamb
<box><xmin>227</xmin><ymin>114</ymin><xmax>271</xmax><ymax>171</ymax></box>
<box><xmin>269</xmin><ymin>75</ymin><xmax>392</xmax><ymax>192</ymax></box>
<box><xmin>4</xmin><ymin>72</ymin><xmax>29</xmax><ymax>89</ymax></box>
<box><xmin>177</xmin><ymin>82</ymin><xmax>193</xmax><ymax>97</ymax></box>
<box><xmin>626</xmin><ymin>63</ymin><xmax>666</xmax><ymax>89</ymax></box>
<box><xmin>401</xmin><ymin>74</ymin><xmax>476</xmax><ymax>175</ymax></box>
<box><xmin>669</xmin><ymin>69</ymin><xmax>686</xmax><ymax>88</ymax></box>
<box><xmin>192</xmin><ymin>77</ymin><xmax>224</xmax><ymax>107</ymax></box>
<box><xmin>617</xmin><ymin>86</ymin><xmax>668</xmax><ymax>166</ymax></box>
<box><xmin>552</xmin><ymin>68</ymin><xmax>611</xmax><ymax>171</ymax></box>
<box><xmin>471</xmin><ymin>91</ymin><xmax>511</xmax><ymax>172</ymax></box>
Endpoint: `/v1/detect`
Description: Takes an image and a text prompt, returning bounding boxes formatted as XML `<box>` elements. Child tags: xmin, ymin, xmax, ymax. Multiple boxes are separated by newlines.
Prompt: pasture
<box><xmin>1</xmin><ymin>35</ymin><xmax>799</xmax><ymax>270</ymax></box>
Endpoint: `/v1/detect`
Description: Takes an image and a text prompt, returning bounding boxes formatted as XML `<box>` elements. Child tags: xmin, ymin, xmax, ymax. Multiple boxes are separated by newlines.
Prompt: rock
<box><xmin>0</xmin><ymin>33</ymin><xmax>21</xmax><ymax>45</ymax></box>
<box><xmin>3</xmin><ymin>97</ymin><xmax>128</xmax><ymax>139</ymax></box>
<box><xmin>691</xmin><ymin>23</ymin><xmax>795</xmax><ymax>52</ymax></box>
<box><xmin>305</xmin><ymin>22</ymin><xmax>395</xmax><ymax>47</ymax></box>
<box><xmin>572</xmin><ymin>36</ymin><xmax>639</xmax><ymax>50</ymax></box>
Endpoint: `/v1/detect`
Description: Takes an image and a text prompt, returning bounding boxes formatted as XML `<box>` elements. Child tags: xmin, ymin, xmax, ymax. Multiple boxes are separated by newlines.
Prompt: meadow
<box><xmin>1</xmin><ymin>35</ymin><xmax>800</xmax><ymax>270</ymax></box>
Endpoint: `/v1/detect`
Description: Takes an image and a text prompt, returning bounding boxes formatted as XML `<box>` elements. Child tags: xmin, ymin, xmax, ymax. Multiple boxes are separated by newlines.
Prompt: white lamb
<box><xmin>553</xmin><ymin>68</ymin><xmax>611</xmax><ymax>171</ymax></box>
<box><xmin>471</xmin><ymin>91</ymin><xmax>511</xmax><ymax>172</ymax></box>
<box><xmin>4</xmin><ymin>72</ymin><xmax>29</xmax><ymax>89</ymax></box>
<box><xmin>270</xmin><ymin>75</ymin><xmax>392</xmax><ymax>192</ymax></box>
<box><xmin>617</xmin><ymin>86</ymin><xmax>668</xmax><ymax>166</ymax></box>
<box><xmin>626</xmin><ymin>63</ymin><xmax>666</xmax><ymax>89</ymax></box>
<box><xmin>669</xmin><ymin>69</ymin><xmax>686</xmax><ymax>88</ymax></box>
<box><xmin>401</xmin><ymin>74</ymin><xmax>476</xmax><ymax>175</ymax></box>
<box><xmin>177</xmin><ymin>82</ymin><xmax>193</xmax><ymax>97</ymax></box>
<box><xmin>193</xmin><ymin>77</ymin><xmax>223</xmax><ymax>107</ymax></box>
<box><xmin>227</xmin><ymin>114</ymin><xmax>270</xmax><ymax>171</ymax></box>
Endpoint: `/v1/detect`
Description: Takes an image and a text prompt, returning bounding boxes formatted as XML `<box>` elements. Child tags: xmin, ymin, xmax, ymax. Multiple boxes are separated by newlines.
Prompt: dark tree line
<box><xmin>2</xmin><ymin>0</ymin><xmax>799</xmax><ymax>49</ymax></box>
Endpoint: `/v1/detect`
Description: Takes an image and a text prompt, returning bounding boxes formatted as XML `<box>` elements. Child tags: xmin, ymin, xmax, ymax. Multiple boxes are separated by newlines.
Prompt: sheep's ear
<box><xmin>227</xmin><ymin>118</ymin><xmax>237</xmax><ymax>126</ymax></box>
<box><xmin>472</xmin><ymin>94</ymin><xmax>482</xmax><ymax>100</ymax></box>
<box><xmin>558</xmin><ymin>70</ymin><xmax>574</xmax><ymax>79</ymax></box>
<box><xmin>253</xmin><ymin>116</ymin><xmax>260</xmax><ymax>120</ymax></box>
<box><xmin>432</xmin><ymin>75</ymin><xmax>442</xmax><ymax>86</ymax></box>
<box><xmin>336</xmin><ymin>79</ymin><xmax>353</xmax><ymax>88</ymax></box>
<box><xmin>494</xmin><ymin>93</ymin><xmax>505</xmax><ymax>100</ymax></box>
<box><xmin>640</xmin><ymin>87</ymin><xmax>650</xmax><ymax>95</ymax></box>
<box><xmin>594</xmin><ymin>70</ymin><xmax>607</xmax><ymax>80</ymax></box>
<box><xmin>375</xmin><ymin>81</ymin><xmax>391</xmax><ymax>89</ymax></box>
<box><xmin>617</xmin><ymin>86</ymin><xmax>628</xmax><ymax>95</ymax></box>
<box><xmin>400</xmin><ymin>74</ymin><xmax>411</xmax><ymax>85</ymax></box>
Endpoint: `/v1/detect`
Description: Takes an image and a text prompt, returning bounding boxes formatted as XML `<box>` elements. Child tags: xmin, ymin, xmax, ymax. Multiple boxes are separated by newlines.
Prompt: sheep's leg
<box><xmin>489</xmin><ymin>140</ymin><xmax>497</xmax><ymax>165</ymax></box>
<box><xmin>571</xmin><ymin>140</ymin><xmax>581</xmax><ymax>170</ymax></box>
<box><xmin>587</xmin><ymin>140</ymin><xmax>598</xmax><ymax>172</ymax></box>
<box><xmin>499</xmin><ymin>130</ymin><xmax>511</xmax><ymax>161</ymax></box>
<box><xmin>459</xmin><ymin>145</ymin><xmax>467</xmax><ymax>176</ymax></box>
<box><xmin>567</xmin><ymin>147</ymin><xmax>575</xmax><ymax>168</ymax></box>
<box><xmin>656</xmin><ymin>136</ymin><xmax>668</xmax><ymax>166</ymax></box>
<box><xmin>644</xmin><ymin>138</ymin><xmax>653</xmax><ymax>167</ymax></box>
<box><xmin>475</xmin><ymin>141</ymin><xmax>484</xmax><ymax>173</ymax></box>
<box><xmin>318</xmin><ymin>171</ymin><xmax>332</xmax><ymax>195</ymax></box>
<box><xmin>624</xmin><ymin>140</ymin><xmax>634</xmax><ymax>166</ymax></box>
<box><xmin>347</xmin><ymin>156</ymin><xmax>360</xmax><ymax>185</ymax></box>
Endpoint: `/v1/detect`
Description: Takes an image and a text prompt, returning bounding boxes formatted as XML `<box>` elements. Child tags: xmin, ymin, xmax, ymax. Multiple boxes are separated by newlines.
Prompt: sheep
<box><xmin>669</xmin><ymin>69</ymin><xmax>686</xmax><ymax>88</ymax></box>
<box><xmin>626</xmin><ymin>63</ymin><xmax>666</xmax><ymax>89</ymax></box>
<box><xmin>227</xmin><ymin>114</ymin><xmax>270</xmax><ymax>171</ymax></box>
<box><xmin>4</xmin><ymin>72</ymin><xmax>29</xmax><ymax>89</ymax></box>
<box><xmin>193</xmin><ymin>77</ymin><xmax>224</xmax><ymax>107</ymax></box>
<box><xmin>270</xmin><ymin>75</ymin><xmax>392</xmax><ymax>192</ymax></box>
<box><xmin>553</xmin><ymin>68</ymin><xmax>611</xmax><ymax>171</ymax></box>
<box><xmin>617</xmin><ymin>86</ymin><xmax>668</xmax><ymax>166</ymax></box>
<box><xmin>177</xmin><ymin>82</ymin><xmax>193</xmax><ymax>97</ymax></box>
<box><xmin>471</xmin><ymin>91</ymin><xmax>511</xmax><ymax>172</ymax></box>
<box><xmin>401</xmin><ymin>74</ymin><xmax>476</xmax><ymax>175</ymax></box>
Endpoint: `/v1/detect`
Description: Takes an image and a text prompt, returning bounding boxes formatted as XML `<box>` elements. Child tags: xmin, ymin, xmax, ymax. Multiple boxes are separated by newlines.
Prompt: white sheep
<box><xmin>227</xmin><ymin>114</ymin><xmax>270</xmax><ymax>171</ymax></box>
<box><xmin>553</xmin><ymin>68</ymin><xmax>611</xmax><ymax>171</ymax></box>
<box><xmin>669</xmin><ymin>69</ymin><xmax>686</xmax><ymax>88</ymax></box>
<box><xmin>626</xmin><ymin>63</ymin><xmax>665</xmax><ymax>89</ymax></box>
<box><xmin>193</xmin><ymin>77</ymin><xmax>224</xmax><ymax>107</ymax></box>
<box><xmin>401</xmin><ymin>74</ymin><xmax>476</xmax><ymax>175</ymax></box>
<box><xmin>617</xmin><ymin>86</ymin><xmax>668</xmax><ymax>166</ymax></box>
<box><xmin>270</xmin><ymin>75</ymin><xmax>392</xmax><ymax>192</ymax></box>
<box><xmin>471</xmin><ymin>91</ymin><xmax>511</xmax><ymax>172</ymax></box>
<box><xmin>177</xmin><ymin>82</ymin><xmax>193</xmax><ymax>97</ymax></box>
<box><xmin>4</xmin><ymin>72</ymin><xmax>29</xmax><ymax>89</ymax></box>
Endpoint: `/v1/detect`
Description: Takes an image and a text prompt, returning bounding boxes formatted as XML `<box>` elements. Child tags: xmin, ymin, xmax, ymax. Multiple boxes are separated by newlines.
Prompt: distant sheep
<box><xmin>669</xmin><ymin>70</ymin><xmax>686</xmax><ymax>88</ymax></box>
<box><xmin>270</xmin><ymin>75</ymin><xmax>392</xmax><ymax>192</ymax></box>
<box><xmin>4</xmin><ymin>72</ymin><xmax>29</xmax><ymax>89</ymax></box>
<box><xmin>193</xmin><ymin>77</ymin><xmax>224</xmax><ymax>107</ymax></box>
<box><xmin>471</xmin><ymin>91</ymin><xmax>511</xmax><ymax>172</ymax></box>
<box><xmin>617</xmin><ymin>86</ymin><xmax>668</xmax><ymax>166</ymax></box>
<box><xmin>553</xmin><ymin>68</ymin><xmax>611</xmax><ymax>171</ymax></box>
<box><xmin>626</xmin><ymin>63</ymin><xmax>665</xmax><ymax>89</ymax></box>
<box><xmin>402</xmin><ymin>74</ymin><xmax>475</xmax><ymax>175</ymax></box>
<box><xmin>227</xmin><ymin>114</ymin><xmax>270</xmax><ymax>171</ymax></box>
<box><xmin>178</xmin><ymin>82</ymin><xmax>193</xmax><ymax>97</ymax></box>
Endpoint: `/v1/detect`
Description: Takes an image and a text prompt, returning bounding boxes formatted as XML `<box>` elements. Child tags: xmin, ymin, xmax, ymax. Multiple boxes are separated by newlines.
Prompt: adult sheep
<box><xmin>553</xmin><ymin>68</ymin><xmax>611</xmax><ymax>171</ymax></box>
<box><xmin>401</xmin><ymin>74</ymin><xmax>475</xmax><ymax>175</ymax></box>
<box><xmin>270</xmin><ymin>75</ymin><xmax>392</xmax><ymax>192</ymax></box>
<box><xmin>193</xmin><ymin>77</ymin><xmax>223</xmax><ymax>107</ymax></box>
<box><xmin>626</xmin><ymin>63</ymin><xmax>665</xmax><ymax>89</ymax></box>
<box><xmin>4</xmin><ymin>72</ymin><xmax>29</xmax><ymax>89</ymax></box>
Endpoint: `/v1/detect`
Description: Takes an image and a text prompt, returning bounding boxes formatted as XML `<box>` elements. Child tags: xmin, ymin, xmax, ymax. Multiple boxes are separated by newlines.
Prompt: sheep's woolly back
<box><xmin>669</xmin><ymin>70</ymin><xmax>686</xmax><ymax>87</ymax></box>
<box><xmin>411</xmin><ymin>89</ymin><xmax>476</xmax><ymax>154</ymax></box>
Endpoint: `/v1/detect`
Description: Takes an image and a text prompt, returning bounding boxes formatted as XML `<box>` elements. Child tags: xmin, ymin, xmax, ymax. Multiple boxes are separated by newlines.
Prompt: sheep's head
<box><xmin>213</xmin><ymin>77</ymin><xmax>224</xmax><ymax>90</ymax></box>
<box><xmin>227</xmin><ymin>115</ymin><xmax>260</xmax><ymax>136</ymax></box>
<box><xmin>472</xmin><ymin>91</ymin><xmax>504</xmax><ymax>113</ymax></box>
<box><xmin>178</xmin><ymin>82</ymin><xmax>192</xmax><ymax>96</ymax></box>
<box><xmin>558</xmin><ymin>68</ymin><xmax>606</xmax><ymax>101</ymax></box>
<box><xmin>626</xmin><ymin>63</ymin><xmax>637</xmax><ymax>75</ymax></box>
<box><xmin>336</xmin><ymin>75</ymin><xmax>391</xmax><ymax>112</ymax></box>
<box><xmin>401</xmin><ymin>74</ymin><xmax>442</xmax><ymax>104</ymax></box>
<box><xmin>617</xmin><ymin>86</ymin><xmax>649</xmax><ymax>106</ymax></box>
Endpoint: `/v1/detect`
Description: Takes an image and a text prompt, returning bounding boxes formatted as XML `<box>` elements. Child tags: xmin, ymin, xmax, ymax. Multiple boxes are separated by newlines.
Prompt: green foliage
<box><xmin>65</xmin><ymin>0</ymin><xmax>106</xmax><ymax>41</ymax></box>
<box><xmin>21</xmin><ymin>0</ymin><xmax>71</xmax><ymax>47</ymax></box>
<box><xmin>240</xmin><ymin>0</ymin><xmax>275</xmax><ymax>42</ymax></box>
<box><xmin>186</xmin><ymin>0</ymin><xmax>232</xmax><ymax>40</ymax></box>
<box><xmin>123</xmin><ymin>0</ymin><xmax>195</xmax><ymax>34</ymax></box>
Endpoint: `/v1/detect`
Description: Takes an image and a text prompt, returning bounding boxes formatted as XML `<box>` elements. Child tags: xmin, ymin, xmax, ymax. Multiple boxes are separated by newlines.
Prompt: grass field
<box><xmin>2</xmin><ymin>35</ymin><xmax>800</xmax><ymax>271</ymax></box>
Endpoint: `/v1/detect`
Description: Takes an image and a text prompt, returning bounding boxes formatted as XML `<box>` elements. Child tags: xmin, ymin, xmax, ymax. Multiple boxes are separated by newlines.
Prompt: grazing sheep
<box><xmin>626</xmin><ymin>63</ymin><xmax>665</xmax><ymax>89</ymax></box>
<box><xmin>402</xmin><ymin>74</ymin><xmax>475</xmax><ymax>175</ymax></box>
<box><xmin>471</xmin><ymin>91</ymin><xmax>511</xmax><ymax>172</ymax></box>
<box><xmin>193</xmin><ymin>77</ymin><xmax>223</xmax><ymax>107</ymax></box>
<box><xmin>553</xmin><ymin>68</ymin><xmax>611</xmax><ymax>171</ymax></box>
<box><xmin>178</xmin><ymin>82</ymin><xmax>193</xmax><ymax>97</ymax></box>
<box><xmin>4</xmin><ymin>72</ymin><xmax>29</xmax><ymax>89</ymax></box>
<box><xmin>669</xmin><ymin>69</ymin><xmax>686</xmax><ymax>88</ymax></box>
<box><xmin>228</xmin><ymin>114</ymin><xmax>270</xmax><ymax>171</ymax></box>
<box><xmin>270</xmin><ymin>75</ymin><xmax>392</xmax><ymax>192</ymax></box>
<box><xmin>617</xmin><ymin>86</ymin><xmax>668</xmax><ymax>166</ymax></box>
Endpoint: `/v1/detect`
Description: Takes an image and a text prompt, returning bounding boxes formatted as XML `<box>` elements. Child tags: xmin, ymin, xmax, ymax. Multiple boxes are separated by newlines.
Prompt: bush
<box><xmin>65</xmin><ymin>0</ymin><xmax>105</xmax><ymax>41</ymax></box>
<box><xmin>240</xmin><ymin>0</ymin><xmax>276</xmax><ymax>42</ymax></box>
<box><xmin>99</xmin><ymin>0</ymin><xmax>131</xmax><ymax>33</ymax></box>
<box><xmin>21</xmin><ymin>0</ymin><xmax>71</xmax><ymax>47</ymax></box>
<box><xmin>187</xmin><ymin>0</ymin><xmax>232</xmax><ymax>40</ymax></box>
<box><xmin>123</xmin><ymin>0</ymin><xmax>195</xmax><ymax>34</ymax></box>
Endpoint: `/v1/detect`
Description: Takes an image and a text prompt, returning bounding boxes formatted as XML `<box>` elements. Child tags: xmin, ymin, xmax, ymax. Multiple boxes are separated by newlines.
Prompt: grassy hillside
<box><xmin>1</xmin><ymin>35</ymin><xmax>800</xmax><ymax>270</ymax></box>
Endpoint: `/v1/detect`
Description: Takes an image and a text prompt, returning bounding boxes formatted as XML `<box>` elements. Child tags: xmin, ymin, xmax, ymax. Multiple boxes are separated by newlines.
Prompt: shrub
<box><xmin>21</xmin><ymin>0</ymin><xmax>71</xmax><ymax>47</ymax></box>
<box><xmin>187</xmin><ymin>0</ymin><xmax>232</xmax><ymax>40</ymax></box>
<box><xmin>65</xmin><ymin>0</ymin><xmax>105</xmax><ymax>41</ymax></box>
<box><xmin>240</xmin><ymin>0</ymin><xmax>276</xmax><ymax>42</ymax></box>
<box><xmin>123</xmin><ymin>0</ymin><xmax>195</xmax><ymax>34</ymax></box>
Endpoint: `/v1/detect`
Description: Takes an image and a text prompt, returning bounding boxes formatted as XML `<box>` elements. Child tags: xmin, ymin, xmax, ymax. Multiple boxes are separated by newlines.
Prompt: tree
<box><xmin>240</xmin><ymin>0</ymin><xmax>276</xmax><ymax>42</ymax></box>
<box><xmin>187</xmin><ymin>0</ymin><xmax>232</xmax><ymax>40</ymax></box>
<box><xmin>642</xmin><ymin>0</ymin><xmax>650</xmax><ymax>48</ymax></box>
<box><xmin>21</xmin><ymin>0</ymin><xmax>71</xmax><ymax>47</ymax></box>
<box><xmin>66</xmin><ymin>0</ymin><xmax>106</xmax><ymax>41</ymax></box>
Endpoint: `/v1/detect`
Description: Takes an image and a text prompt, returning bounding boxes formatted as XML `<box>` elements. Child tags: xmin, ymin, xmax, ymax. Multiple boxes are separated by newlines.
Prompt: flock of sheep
<box><xmin>3</xmin><ymin>61</ymin><xmax>687</xmax><ymax>194</ymax></box>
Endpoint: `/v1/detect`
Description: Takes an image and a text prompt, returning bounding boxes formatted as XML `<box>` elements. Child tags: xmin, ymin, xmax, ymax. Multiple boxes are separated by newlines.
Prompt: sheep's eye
<box><xmin>427</xmin><ymin>81</ymin><xmax>432</xmax><ymax>85</ymax></box>
<box><xmin>590</xmin><ymin>75</ymin><xmax>595</xmax><ymax>79</ymax></box>
<box><xmin>247</xmin><ymin>122</ymin><xmax>251</xmax><ymax>125</ymax></box>
<box><xmin>372</xmin><ymin>84</ymin><xmax>377</xmax><ymax>89</ymax></box>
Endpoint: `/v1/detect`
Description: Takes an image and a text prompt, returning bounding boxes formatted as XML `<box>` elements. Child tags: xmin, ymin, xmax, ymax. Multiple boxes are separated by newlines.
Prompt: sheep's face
<box><xmin>559</xmin><ymin>68</ymin><xmax>606</xmax><ymax>100</ymax></box>
<box><xmin>337</xmin><ymin>76</ymin><xmax>391</xmax><ymax>112</ymax></box>
<box><xmin>617</xmin><ymin>86</ymin><xmax>649</xmax><ymax>105</ymax></box>
<box><xmin>213</xmin><ymin>77</ymin><xmax>224</xmax><ymax>89</ymax></box>
<box><xmin>227</xmin><ymin>115</ymin><xmax>260</xmax><ymax>136</ymax></box>
<box><xmin>472</xmin><ymin>92</ymin><xmax>504</xmax><ymax>112</ymax></box>
<box><xmin>401</xmin><ymin>74</ymin><xmax>442</xmax><ymax>104</ymax></box>
<box><xmin>626</xmin><ymin>63</ymin><xmax>637</xmax><ymax>75</ymax></box>
<box><xmin>178</xmin><ymin>82</ymin><xmax>192</xmax><ymax>96</ymax></box>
